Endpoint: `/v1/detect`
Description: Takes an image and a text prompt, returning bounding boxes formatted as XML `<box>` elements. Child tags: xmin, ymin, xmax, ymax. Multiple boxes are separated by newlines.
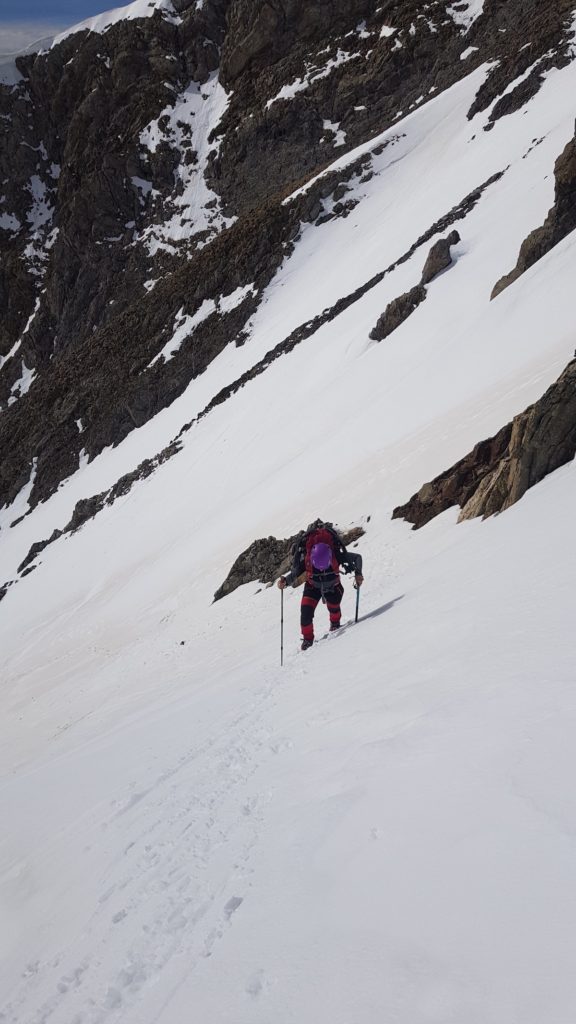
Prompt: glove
<box><xmin>277</xmin><ymin>577</ymin><xmax>287</xmax><ymax>590</ymax></box>
<box><xmin>354</xmin><ymin>574</ymin><xmax>364</xmax><ymax>587</ymax></box>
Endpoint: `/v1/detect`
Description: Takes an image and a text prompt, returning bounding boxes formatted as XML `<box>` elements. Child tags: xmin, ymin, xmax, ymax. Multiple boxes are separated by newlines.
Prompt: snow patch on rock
<box><xmin>322</xmin><ymin>119</ymin><xmax>347</xmax><ymax>148</ymax></box>
<box><xmin>138</xmin><ymin>74</ymin><xmax>233</xmax><ymax>255</ymax></box>
<box><xmin>447</xmin><ymin>0</ymin><xmax>485</xmax><ymax>32</ymax></box>
<box><xmin>8</xmin><ymin>361</ymin><xmax>36</xmax><ymax>405</ymax></box>
<box><xmin>149</xmin><ymin>286</ymin><xmax>255</xmax><ymax>367</ymax></box>
<box><xmin>0</xmin><ymin>211</ymin><xmax>21</xmax><ymax>233</ymax></box>
<box><xmin>266</xmin><ymin>50</ymin><xmax>362</xmax><ymax>110</ymax></box>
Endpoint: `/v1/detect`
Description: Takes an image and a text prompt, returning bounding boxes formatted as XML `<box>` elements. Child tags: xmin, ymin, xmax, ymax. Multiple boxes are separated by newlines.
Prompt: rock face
<box><xmin>458</xmin><ymin>358</ymin><xmax>576</xmax><ymax>520</ymax></box>
<box><xmin>369</xmin><ymin>286</ymin><xmax>427</xmax><ymax>342</ymax></box>
<box><xmin>1</xmin><ymin>0</ymin><xmax>575</xmax><ymax>514</ymax></box>
<box><xmin>492</xmin><ymin>123</ymin><xmax>576</xmax><ymax>298</ymax></box>
<box><xmin>392</xmin><ymin>426</ymin><xmax>513</xmax><ymax>529</ymax></box>
<box><xmin>420</xmin><ymin>230</ymin><xmax>460</xmax><ymax>285</ymax></box>
<box><xmin>220</xmin><ymin>0</ymin><xmax>373</xmax><ymax>85</ymax></box>
<box><xmin>393</xmin><ymin>357</ymin><xmax>576</xmax><ymax>528</ymax></box>
<box><xmin>213</xmin><ymin>523</ymin><xmax>365</xmax><ymax>601</ymax></box>
<box><xmin>213</xmin><ymin>536</ymin><xmax>296</xmax><ymax>602</ymax></box>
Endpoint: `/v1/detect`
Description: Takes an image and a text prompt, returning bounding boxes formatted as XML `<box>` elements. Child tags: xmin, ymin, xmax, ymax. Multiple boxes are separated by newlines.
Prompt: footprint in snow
<box><xmin>224</xmin><ymin>895</ymin><xmax>243</xmax><ymax>919</ymax></box>
<box><xmin>246</xmin><ymin>969</ymin><xmax>267</xmax><ymax>998</ymax></box>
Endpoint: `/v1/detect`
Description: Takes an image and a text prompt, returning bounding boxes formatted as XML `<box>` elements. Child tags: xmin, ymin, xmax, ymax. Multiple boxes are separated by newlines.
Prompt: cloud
<box><xmin>0</xmin><ymin>21</ymin><xmax>69</xmax><ymax>56</ymax></box>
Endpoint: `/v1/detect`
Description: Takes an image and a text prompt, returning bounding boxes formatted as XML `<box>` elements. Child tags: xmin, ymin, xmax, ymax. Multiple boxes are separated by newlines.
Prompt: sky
<box><xmin>0</xmin><ymin>0</ymin><xmax>114</xmax><ymax>52</ymax></box>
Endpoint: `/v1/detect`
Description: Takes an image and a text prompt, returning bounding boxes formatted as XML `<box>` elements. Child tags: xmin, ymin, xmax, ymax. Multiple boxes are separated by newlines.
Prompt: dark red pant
<box><xmin>301</xmin><ymin>581</ymin><xmax>343</xmax><ymax>641</ymax></box>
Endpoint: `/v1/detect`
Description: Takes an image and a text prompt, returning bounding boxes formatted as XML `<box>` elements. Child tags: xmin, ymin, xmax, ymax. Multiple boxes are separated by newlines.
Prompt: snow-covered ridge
<box><xmin>50</xmin><ymin>0</ymin><xmax>182</xmax><ymax>47</ymax></box>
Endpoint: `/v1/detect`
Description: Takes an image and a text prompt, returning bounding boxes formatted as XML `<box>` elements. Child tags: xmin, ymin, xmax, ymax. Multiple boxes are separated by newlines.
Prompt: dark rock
<box><xmin>459</xmin><ymin>357</ymin><xmax>576</xmax><ymax>520</ymax></box>
<box><xmin>303</xmin><ymin>199</ymin><xmax>323</xmax><ymax>223</ymax></box>
<box><xmin>393</xmin><ymin>357</ymin><xmax>576</xmax><ymax>527</ymax></box>
<box><xmin>369</xmin><ymin>285</ymin><xmax>427</xmax><ymax>342</ymax></box>
<box><xmin>214</xmin><ymin>535</ymin><xmax>294</xmax><ymax>602</ymax></box>
<box><xmin>492</xmin><ymin>125</ymin><xmax>576</xmax><ymax>298</ymax></box>
<box><xmin>65</xmin><ymin>494</ymin><xmax>108</xmax><ymax>534</ymax></box>
<box><xmin>488</xmin><ymin>68</ymin><xmax>545</xmax><ymax>124</ymax></box>
<box><xmin>392</xmin><ymin>425</ymin><xmax>512</xmax><ymax>529</ymax></box>
<box><xmin>220</xmin><ymin>0</ymin><xmax>374</xmax><ymax>87</ymax></box>
<box><xmin>420</xmin><ymin>230</ymin><xmax>460</xmax><ymax>285</ymax></box>
<box><xmin>466</xmin><ymin>1</ymin><xmax>575</xmax><ymax>124</ymax></box>
<box><xmin>17</xmin><ymin>528</ymin><xmax>64</xmax><ymax>574</ymax></box>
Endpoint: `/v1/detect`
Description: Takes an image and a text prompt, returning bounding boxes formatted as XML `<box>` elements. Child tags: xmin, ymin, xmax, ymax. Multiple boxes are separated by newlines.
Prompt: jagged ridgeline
<box><xmin>1</xmin><ymin>0</ymin><xmax>575</xmax><ymax>517</ymax></box>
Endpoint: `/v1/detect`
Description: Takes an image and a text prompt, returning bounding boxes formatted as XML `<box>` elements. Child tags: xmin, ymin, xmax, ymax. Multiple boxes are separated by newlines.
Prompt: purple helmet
<box><xmin>311</xmin><ymin>542</ymin><xmax>332</xmax><ymax>571</ymax></box>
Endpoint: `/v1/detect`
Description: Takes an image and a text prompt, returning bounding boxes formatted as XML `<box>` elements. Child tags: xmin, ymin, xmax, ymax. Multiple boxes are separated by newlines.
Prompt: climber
<box><xmin>277</xmin><ymin>522</ymin><xmax>363</xmax><ymax>650</ymax></box>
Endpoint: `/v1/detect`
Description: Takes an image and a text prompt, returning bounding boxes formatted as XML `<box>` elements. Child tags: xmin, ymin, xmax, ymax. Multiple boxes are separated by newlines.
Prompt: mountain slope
<box><xmin>1</xmin><ymin>1</ymin><xmax>576</xmax><ymax>1022</ymax></box>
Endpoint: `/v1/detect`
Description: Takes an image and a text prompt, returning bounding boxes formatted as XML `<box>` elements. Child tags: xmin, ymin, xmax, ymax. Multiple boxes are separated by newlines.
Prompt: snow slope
<box><xmin>1</xmin><ymin>47</ymin><xmax>576</xmax><ymax>1024</ymax></box>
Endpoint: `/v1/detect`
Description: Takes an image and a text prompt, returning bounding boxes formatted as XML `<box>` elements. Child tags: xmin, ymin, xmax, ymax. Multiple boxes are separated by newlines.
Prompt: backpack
<box><xmin>294</xmin><ymin>523</ymin><xmax>346</xmax><ymax>592</ymax></box>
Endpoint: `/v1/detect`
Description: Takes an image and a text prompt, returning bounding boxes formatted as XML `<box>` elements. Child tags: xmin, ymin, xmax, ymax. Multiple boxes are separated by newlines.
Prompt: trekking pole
<box><xmin>354</xmin><ymin>582</ymin><xmax>360</xmax><ymax>623</ymax></box>
<box><xmin>280</xmin><ymin>587</ymin><xmax>284</xmax><ymax>667</ymax></box>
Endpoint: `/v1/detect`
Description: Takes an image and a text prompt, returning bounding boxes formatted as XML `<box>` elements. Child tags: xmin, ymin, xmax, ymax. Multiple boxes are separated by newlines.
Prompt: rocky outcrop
<box><xmin>213</xmin><ymin>522</ymin><xmax>365</xmax><ymax>602</ymax></box>
<box><xmin>216</xmin><ymin>3</ymin><xmax>467</xmax><ymax>214</ymax></box>
<box><xmin>392</xmin><ymin>425</ymin><xmax>512</xmax><ymax>529</ymax></box>
<box><xmin>220</xmin><ymin>0</ymin><xmax>372</xmax><ymax>85</ymax></box>
<box><xmin>369</xmin><ymin>230</ymin><xmax>460</xmax><ymax>341</ymax></box>
<box><xmin>17</xmin><ymin>529</ymin><xmax>64</xmax><ymax>575</ymax></box>
<box><xmin>393</xmin><ymin>357</ymin><xmax>576</xmax><ymax>528</ymax></box>
<box><xmin>492</xmin><ymin>124</ymin><xmax>576</xmax><ymax>298</ymax></box>
<box><xmin>466</xmin><ymin>0</ymin><xmax>576</xmax><ymax>124</ymax></box>
<box><xmin>420</xmin><ymin>230</ymin><xmax>460</xmax><ymax>285</ymax></box>
<box><xmin>213</xmin><ymin>536</ymin><xmax>295</xmax><ymax>602</ymax></box>
<box><xmin>369</xmin><ymin>285</ymin><xmax>426</xmax><ymax>342</ymax></box>
<box><xmin>458</xmin><ymin>357</ymin><xmax>576</xmax><ymax>520</ymax></box>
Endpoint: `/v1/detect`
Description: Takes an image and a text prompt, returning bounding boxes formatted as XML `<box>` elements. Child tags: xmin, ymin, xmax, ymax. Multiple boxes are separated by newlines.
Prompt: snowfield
<box><xmin>1</xmin><ymin>39</ymin><xmax>576</xmax><ymax>1024</ymax></box>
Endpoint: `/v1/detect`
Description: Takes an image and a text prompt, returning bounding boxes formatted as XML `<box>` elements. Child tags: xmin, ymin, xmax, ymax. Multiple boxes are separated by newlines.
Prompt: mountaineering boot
<box><xmin>301</xmin><ymin>637</ymin><xmax>314</xmax><ymax>651</ymax></box>
<box><xmin>330</xmin><ymin>621</ymin><xmax>341</xmax><ymax>631</ymax></box>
